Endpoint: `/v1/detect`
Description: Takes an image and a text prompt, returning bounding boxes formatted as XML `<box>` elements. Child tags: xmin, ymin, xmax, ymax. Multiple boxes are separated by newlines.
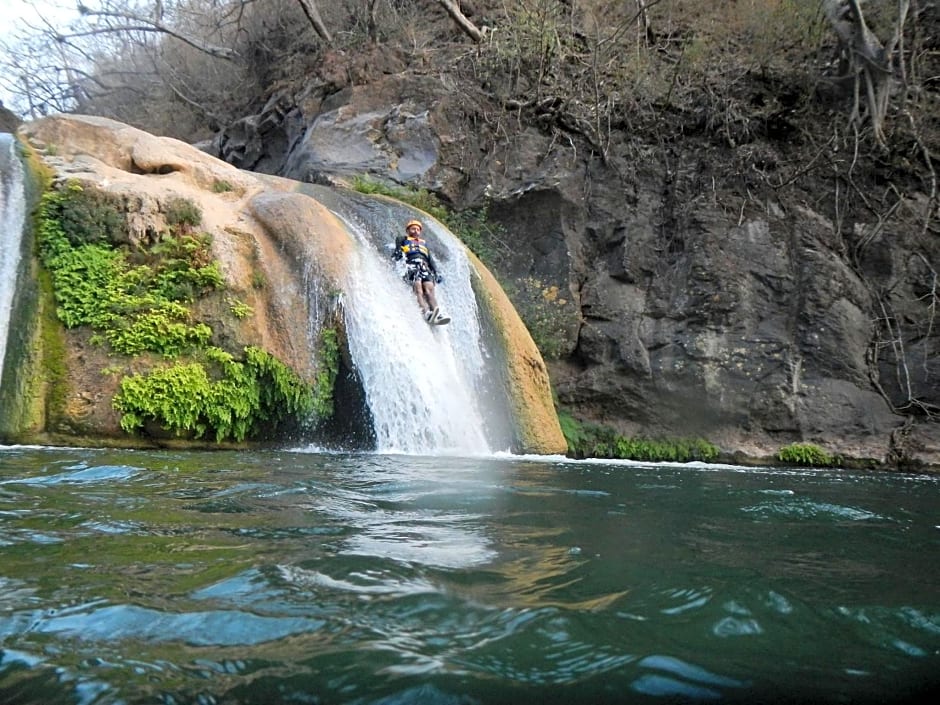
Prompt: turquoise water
<box><xmin>0</xmin><ymin>446</ymin><xmax>937</xmax><ymax>704</ymax></box>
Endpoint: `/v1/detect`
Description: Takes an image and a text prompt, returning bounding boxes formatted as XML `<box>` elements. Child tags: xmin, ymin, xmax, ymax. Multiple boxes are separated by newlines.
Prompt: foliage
<box><xmin>164</xmin><ymin>197</ymin><xmax>203</xmax><ymax>229</ymax></box>
<box><xmin>561</xmin><ymin>412</ymin><xmax>718</xmax><ymax>463</ymax></box>
<box><xmin>350</xmin><ymin>175</ymin><xmax>450</xmax><ymax>222</ymax></box>
<box><xmin>227</xmin><ymin>297</ymin><xmax>253</xmax><ymax>319</ymax></box>
<box><xmin>776</xmin><ymin>443</ymin><xmax>841</xmax><ymax>467</ymax></box>
<box><xmin>36</xmin><ymin>165</ymin><xmax>329</xmax><ymax>446</ymax></box>
<box><xmin>310</xmin><ymin>327</ymin><xmax>340</xmax><ymax>420</ymax></box>
<box><xmin>558</xmin><ymin>409</ymin><xmax>589</xmax><ymax>453</ymax></box>
<box><xmin>114</xmin><ymin>346</ymin><xmax>317</xmax><ymax>443</ymax></box>
<box><xmin>504</xmin><ymin>276</ymin><xmax>574</xmax><ymax>360</ymax></box>
<box><xmin>443</xmin><ymin>206</ymin><xmax>513</xmax><ymax>269</ymax></box>
<box><xmin>37</xmin><ymin>183</ymin><xmax>221</xmax><ymax>357</ymax></box>
<box><xmin>212</xmin><ymin>179</ymin><xmax>234</xmax><ymax>193</ymax></box>
<box><xmin>37</xmin><ymin>179</ymin><xmax>126</xmax><ymax>248</ymax></box>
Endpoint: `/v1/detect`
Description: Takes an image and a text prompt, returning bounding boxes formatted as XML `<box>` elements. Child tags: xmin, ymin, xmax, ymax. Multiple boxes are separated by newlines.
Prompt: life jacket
<box><xmin>399</xmin><ymin>236</ymin><xmax>430</xmax><ymax>265</ymax></box>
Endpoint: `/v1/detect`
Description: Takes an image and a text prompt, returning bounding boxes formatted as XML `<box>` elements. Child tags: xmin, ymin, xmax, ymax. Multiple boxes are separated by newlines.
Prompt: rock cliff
<box><xmin>3</xmin><ymin>114</ymin><xmax>565</xmax><ymax>455</ymax></box>
<box><xmin>207</xmin><ymin>61</ymin><xmax>939</xmax><ymax>470</ymax></box>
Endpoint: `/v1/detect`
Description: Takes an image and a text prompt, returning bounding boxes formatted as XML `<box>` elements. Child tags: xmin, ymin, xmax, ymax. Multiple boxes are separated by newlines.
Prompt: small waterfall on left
<box><xmin>0</xmin><ymin>134</ymin><xmax>27</xmax><ymax>394</ymax></box>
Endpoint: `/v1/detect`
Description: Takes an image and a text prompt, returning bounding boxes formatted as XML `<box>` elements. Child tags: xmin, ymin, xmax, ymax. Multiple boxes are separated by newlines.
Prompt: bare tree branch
<box><xmin>76</xmin><ymin>3</ymin><xmax>239</xmax><ymax>60</ymax></box>
<box><xmin>823</xmin><ymin>0</ymin><xmax>911</xmax><ymax>146</ymax></box>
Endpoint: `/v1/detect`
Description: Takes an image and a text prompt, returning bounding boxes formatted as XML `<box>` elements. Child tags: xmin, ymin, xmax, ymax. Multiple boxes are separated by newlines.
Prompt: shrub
<box><xmin>559</xmin><ymin>411</ymin><xmax>718</xmax><ymax>463</ymax></box>
<box><xmin>504</xmin><ymin>276</ymin><xmax>575</xmax><ymax>360</ymax></box>
<box><xmin>776</xmin><ymin>443</ymin><xmax>841</xmax><ymax>467</ymax></box>
<box><xmin>114</xmin><ymin>346</ymin><xmax>317</xmax><ymax>442</ymax></box>
<box><xmin>39</xmin><ymin>179</ymin><xmax>126</xmax><ymax>247</ymax></box>
<box><xmin>165</xmin><ymin>197</ymin><xmax>202</xmax><ymax>229</ymax></box>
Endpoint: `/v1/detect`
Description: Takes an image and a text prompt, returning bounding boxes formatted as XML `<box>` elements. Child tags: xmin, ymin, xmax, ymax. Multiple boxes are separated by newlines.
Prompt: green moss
<box><xmin>38</xmin><ymin>270</ymin><xmax>68</xmax><ymax>423</ymax></box>
<box><xmin>311</xmin><ymin>327</ymin><xmax>340</xmax><ymax>419</ymax></box>
<box><xmin>776</xmin><ymin>442</ymin><xmax>841</xmax><ymax>467</ymax></box>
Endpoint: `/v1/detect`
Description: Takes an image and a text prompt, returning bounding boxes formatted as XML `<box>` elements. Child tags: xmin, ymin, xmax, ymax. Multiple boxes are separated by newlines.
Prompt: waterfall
<box><xmin>339</xmin><ymin>213</ymin><xmax>494</xmax><ymax>455</ymax></box>
<box><xmin>0</xmin><ymin>134</ymin><xmax>26</xmax><ymax>393</ymax></box>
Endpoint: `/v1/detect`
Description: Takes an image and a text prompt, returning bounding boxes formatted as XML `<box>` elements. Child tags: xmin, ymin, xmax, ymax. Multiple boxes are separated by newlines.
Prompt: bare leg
<box><xmin>421</xmin><ymin>281</ymin><xmax>438</xmax><ymax>311</ymax></box>
<box><xmin>412</xmin><ymin>280</ymin><xmax>431</xmax><ymax>312</ymax></box>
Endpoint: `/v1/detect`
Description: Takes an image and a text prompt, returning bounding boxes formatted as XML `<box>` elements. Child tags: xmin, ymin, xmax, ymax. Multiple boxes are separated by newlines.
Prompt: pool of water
<box><xmin>1</xmin><ymin>446</ymin><xmax>938</xmax><ymax>704</ymax></box>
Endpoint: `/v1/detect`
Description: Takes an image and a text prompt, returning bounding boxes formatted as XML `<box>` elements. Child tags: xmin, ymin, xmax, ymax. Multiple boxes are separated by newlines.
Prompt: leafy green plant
<box><xmin>228</xmin><ymin>297</ymin><xmax>254</xmax><ymax>319</ymax></box>
<box><xmin>310</xmin><ymin>327</ymin><xmax>340</xmax><ymax>419</ymax></box>
<box><xmin>613</xmin><ymin>437</ymin><xmax>719</xmax><ymax>463</ymax></box>
<box><xmin>37</xmin><ymin>184</ymin><xmax>222</xmax><ymax>357</ymax></box>
<box><xmin>212</xmin><ymin>179</ymin><xmax>234</xmax><ymax>193</ymax></box>
<box><xmin>114</xmin><ymin>346</ymin><xmax>317</xmax><ymax>442</ymax></box>
<box><xmin>776</xmin><ymin>443</ymin><xmax>841</xmax><ymax>467</ymax></box>
<box><xmin>560</xmin><ymin>411</ymin><xmax>718</xmax><ymax>462</ymax></box>
<box><xmin>558</xmin><ymin>410</ymin><xmax>589</xmax><ymax>455</ymax></box>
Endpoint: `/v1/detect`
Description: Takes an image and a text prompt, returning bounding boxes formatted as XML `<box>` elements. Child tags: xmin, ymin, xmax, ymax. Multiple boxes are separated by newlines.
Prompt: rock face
<box><xmin>211</xmin><ymin>69</ymin><xmax>939</xmax><ymax>469</ymax></box>
<box><xmin>4</xmin><ymin>115</ymin><xmax>565</xmax><ymax>454</ymax></box>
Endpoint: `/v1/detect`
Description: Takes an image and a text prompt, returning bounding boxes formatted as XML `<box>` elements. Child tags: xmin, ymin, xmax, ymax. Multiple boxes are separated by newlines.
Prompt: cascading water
<box><xmin>339</xmin><ymin>213</ymin><xmax>493</xmax><ymax>455</ymax></box>
<box><xmin>0</xmin><ymin>134</ymin><xmax>27</xmax><ymax>394</ymax></box>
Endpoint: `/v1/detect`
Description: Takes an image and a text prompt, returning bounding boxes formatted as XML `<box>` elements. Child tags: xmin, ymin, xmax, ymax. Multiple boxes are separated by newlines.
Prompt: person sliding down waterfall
<box><xmin>392</xmin><ymin>219</ymin><xmax>450</xmax><ymax>325</ymax></box>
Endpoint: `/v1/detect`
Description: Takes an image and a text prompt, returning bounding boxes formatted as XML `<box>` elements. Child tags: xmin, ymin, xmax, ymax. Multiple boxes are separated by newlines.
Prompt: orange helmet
<box><xmin>405</xmin><ymin>219</ymin><xmax>423</xmax><ymax>232</ymax></box>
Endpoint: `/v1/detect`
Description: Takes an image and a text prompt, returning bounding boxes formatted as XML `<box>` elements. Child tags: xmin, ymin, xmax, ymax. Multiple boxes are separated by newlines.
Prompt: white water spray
<box><xmin>0</xmin><ymin>135</ymin><xmax>27</xmax><ymax>392</ymax></box>
<box><xmin>339</xmin><ymin>215</ymin><xmax>493</xmax><ymax>455</ymax></box>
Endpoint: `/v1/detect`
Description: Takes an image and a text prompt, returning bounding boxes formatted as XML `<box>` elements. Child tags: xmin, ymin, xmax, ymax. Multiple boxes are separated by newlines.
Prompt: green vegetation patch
<box><xmin>37</xmin><ymin>181</ymin><xmax>220</xmax><ymax>357</ymax></box>
<box><xmin>114</xmin><ymin>346</ymin><xmax>316</xmax><ymax>443</ymax></box>
<box><xmin>310</xmin><ymin>327</ymin><xmax>340</xmax><ymax>420</ymax></box>
<box><xmin>36</xmin><ymin>179</ymin><xmax>328</xmax><ymax>443</ymax></box>
<box><xmin>560</xmin><ymin>411</ymin><xmax>719</xmax><ymax>463</ymax></box>
<box><xmin>776</xmin><ymin>442</ymin><xmax>841</xmax><ymax>467</ymax></box>
<box><xmin>504</xmin><ymin>276</ymin><xmax>575</xmax><ymax>360</ymax></box>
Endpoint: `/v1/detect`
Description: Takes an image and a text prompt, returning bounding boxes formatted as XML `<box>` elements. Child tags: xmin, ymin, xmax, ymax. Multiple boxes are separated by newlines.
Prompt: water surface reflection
<box><xmin>0</xmin><ymin>446</ymin><xmax>937</xmax><ymax>704</ymax></box>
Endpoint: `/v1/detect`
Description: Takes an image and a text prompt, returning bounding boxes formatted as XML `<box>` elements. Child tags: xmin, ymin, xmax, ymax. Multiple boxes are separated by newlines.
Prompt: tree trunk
<box><xmin>437</xmin><ymin>0</ymin><xmax>485</xmax><ymax>43</ymax></box>
<box><xmin>823</xmin><ymin>0</ymin><xmax>909</xmax><ymax>146</ymax></box>
<box><xmin>296</xmin><ymin>0</ymin><xmax>333</xmax><ymax>43</ymax></box>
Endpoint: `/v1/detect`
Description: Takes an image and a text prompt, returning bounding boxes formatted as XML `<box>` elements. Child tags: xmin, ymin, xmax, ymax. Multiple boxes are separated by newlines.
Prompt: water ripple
<box><xmin>0</xmin><ymin>464</ymin><xmax>142</xmax><ymax>486</ymax></box>
<box><xmin>32</xmin><ymin>603</ymin><xmax>323</xmax><ymax>646</ymax></box>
